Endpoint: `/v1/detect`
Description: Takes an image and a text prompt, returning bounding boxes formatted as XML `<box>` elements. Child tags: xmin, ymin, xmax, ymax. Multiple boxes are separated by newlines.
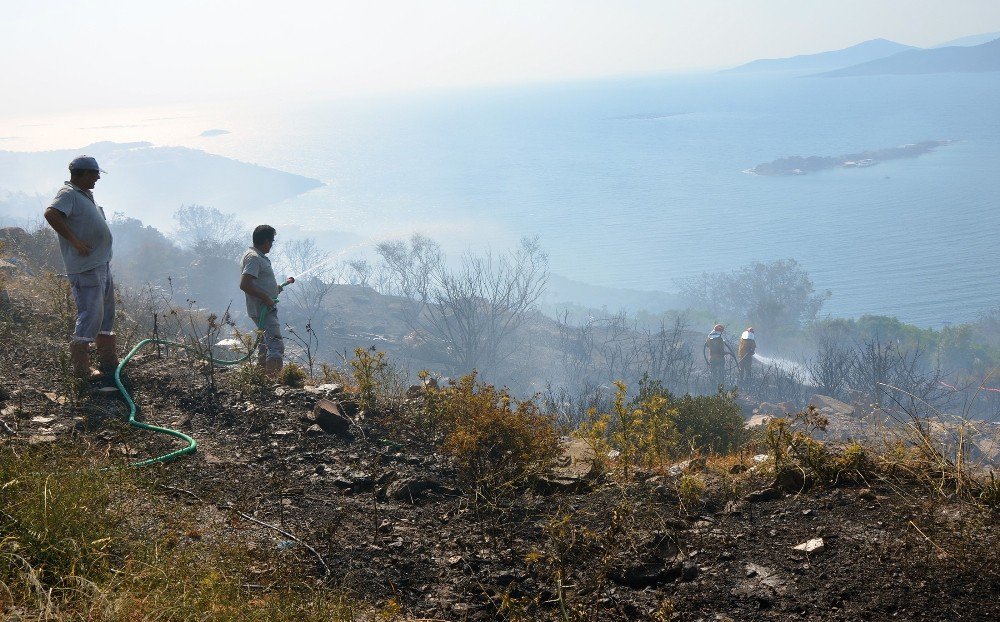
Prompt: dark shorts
<box><xmin>68</xmin><ymin>263</ymin><xmax>115</xmax><ymax>342</ymax></box>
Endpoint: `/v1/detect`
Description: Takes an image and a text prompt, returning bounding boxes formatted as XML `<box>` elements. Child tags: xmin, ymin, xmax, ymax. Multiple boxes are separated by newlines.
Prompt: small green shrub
<box><xmin>676</xmin><ymin>473</ymin><xmax>706</xmax><ymax>509</ymax></box>
<box><xmin>230</xmin><ymin>361</ymin><xmax>269</xmax><ymax>396</ymax></box>
<box><xmin>348</xmin><ymin>347</ymin><xmax>405</xmax><ymax>412</ymax></box>
<box><xmin>350</xmin><ymin>347</ymin><xmax>387</xmax><ymax>411</ymax></box>
<box><xmin>279</xmin><ymin>361</ymin><xmax>307</xmax><ymax>388</ymax></box>
<box><xmin>671</xmin><ymin>390</ymin><xmax>747</xmax><ymax>455</ymax></box>
<box><xmin>834</xmin><ymin>441</ymin><xmax>868</xmax><ymax>473</ymax></box>
<box><xmin>319</xmin><ymin>362</ymin><xmax>351</xmax><ymax>385</ymax></box>
<box><xmin>578</xmin><ymin>381</ymin><xmax>679</xmax><ymax>470</ymax></box>
<box><xmin>979</xmin><ymin>471</ymin><xmax>1000</xmax><ymax>508</ymax></box>
<box><xmin>765</xmin><ymin>409</ymin><xmax>873</xmax><ymax>486</ymax></box>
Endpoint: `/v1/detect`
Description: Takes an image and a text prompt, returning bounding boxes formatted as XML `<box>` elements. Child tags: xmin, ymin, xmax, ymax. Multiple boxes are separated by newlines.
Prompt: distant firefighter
<box><xmin>705</xmin><ymin>324</ymin><xmax>735</xmax><ymax>389</ymax></box>
<box><xmin>738</xmin><ymin>327</ymin><xmax>756</xmax><ymax>383</ymax></box>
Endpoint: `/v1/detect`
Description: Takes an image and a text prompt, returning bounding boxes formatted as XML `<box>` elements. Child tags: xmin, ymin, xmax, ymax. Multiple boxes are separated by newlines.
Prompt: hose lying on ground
<box><xmin>112</xmin><ymin>278</ymin><xmax>294</xmax><ymax>467</ymax></box>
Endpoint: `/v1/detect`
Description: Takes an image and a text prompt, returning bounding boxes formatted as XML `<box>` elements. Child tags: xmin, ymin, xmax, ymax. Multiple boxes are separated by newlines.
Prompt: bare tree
<box><xmin>374</xmin><ymin>234</ymin><xmax>443</xmax><ymax>326</ymax></box>
<box><xmin>639</xmin><ymin>314</ymin><xmax>695</xmax><ymax>393</ymax></box>
<box><xmin>552</xmin><ymin>309</ymin><xmax>698</xmax><ymax>398</ymax></box>
<box><xmin>754</xmin><ymin>360</ymin><xmax>809</xmax><ymax>405</ymax></box>
<box><xmin>807</xmin><ymin>334</ymin><xmax>853</xmax><ymax>399</ymax></box>
<box><xmin>677</xmin><ymin>258</ymin><xmax>830</xmax><ymax>336</ymax></box>
<box><xmin>274</xmin><ymin>238</ymin><xmax>336</xmax><ymax>324</ymax></box>
<box><xmin>850</xmin><ymin>335</ymin><xmax>898</xmax><ymax>407</ymax></box>
<box><xmin>555</xmin><ymin>310</ymin><xmax>599</xmax><ymax>391</ymax></box>
<box><xmin>423</xmin><ymin>236</ymin><xmax>548</xmax><ymax>377</ymax></box>
<box><xmin>849</xmin><ymin>335</ymin><xmax>947</xmax><ymax>408</ymax></box>
<box><xmin>592</xmin><ymin>311</ymin><xmax>640</xmax><ymax>384</ymax></box>
<box><xmin>173</xmin><ymin>205</ymin><xmax>246</xmax><ymax>259</ymax></box>
<box><xmin>346</xmin><ymin>259</ymin><xmax>373</xmax><ymax>287</ymax></box>
<box><xmin>171</xmin><ymin>205</ymin><xmax>247</xmax><ymax>312</ymax></box>
<box><xmin>374</xmin><ymin>234</ymin><xmax>442</xmax><ymax>298</ymax></box>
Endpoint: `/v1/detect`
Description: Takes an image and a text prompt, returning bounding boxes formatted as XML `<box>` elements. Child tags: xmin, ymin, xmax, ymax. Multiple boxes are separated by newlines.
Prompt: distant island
<box><xmin>610</xmin><ymin>112</ymin><xmax>690</xmax><ymax>121</ymax></box>
<box><xmin>748</xmin><ymin>140</ymin><xmax>953</xmax><ymax>176</ymax></box>
<box><xmin>200</xmin><ymin>128</ymin><xmax>230</xmax><ymax>137</ymax></box>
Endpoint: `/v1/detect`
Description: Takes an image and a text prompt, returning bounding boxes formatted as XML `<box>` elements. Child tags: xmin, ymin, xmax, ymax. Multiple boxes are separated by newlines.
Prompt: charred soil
<box><xmin>1</xmin><ymin>297</ymin><xmax>998</xmax><ymax>621</ymax></box>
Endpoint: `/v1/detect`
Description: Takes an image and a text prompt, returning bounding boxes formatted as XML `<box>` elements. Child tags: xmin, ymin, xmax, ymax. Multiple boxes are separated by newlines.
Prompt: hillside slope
<box><xmin>1</xmin><ymin>271</ymin><xmax>999</xmax><ymax>621</ymax></box>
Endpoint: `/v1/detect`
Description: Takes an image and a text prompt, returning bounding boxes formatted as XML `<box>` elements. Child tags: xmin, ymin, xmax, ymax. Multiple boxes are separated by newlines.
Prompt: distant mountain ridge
<box><xmin>722</xmin><ymin>38</ymin><xmax>916</xmax><ymax>74</ymax></box>
<box><xmin>818</xmin><ymin>37</ymin><xmax>1000</xmax><ymax>77</ymax></box>
<box><xmin>933</xmin><ymin>32</ymin><xmax>1000</xmax><ymax>48</ymax></box>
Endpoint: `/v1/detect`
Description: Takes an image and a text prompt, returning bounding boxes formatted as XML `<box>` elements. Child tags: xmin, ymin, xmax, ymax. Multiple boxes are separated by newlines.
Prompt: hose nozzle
<box><xmin>277</xmin><ymin>276</ymin><xmax>295</xmax><ymax>292</ymax></box>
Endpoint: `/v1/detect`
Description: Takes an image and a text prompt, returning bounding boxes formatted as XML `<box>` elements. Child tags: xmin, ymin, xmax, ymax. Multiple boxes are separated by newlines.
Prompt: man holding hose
<box><xmin>240</xmin><ymin>225</ymin><xmax>284</xmax><ymax>378</ymax></box>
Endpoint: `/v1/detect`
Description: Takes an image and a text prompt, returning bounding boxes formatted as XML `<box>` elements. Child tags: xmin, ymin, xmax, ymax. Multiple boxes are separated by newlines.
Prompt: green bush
<box><xmin>676</xmin><ymin>473</ymin><xmax>706</xmax><ymax>509</ymax></box>
<box><xmin>230</xmin><ymin>360</ymin><xmax>269</xmax><ymax>396</ymax></box>
<box><xmin>580</xmin><ymin>380</ymin><xmax>746</xmax><ymax>470</ymax></box>
<box><xmin>578</xmin><ymin>380</ymin><xmax>679</xmax><ymax>470</ymax></box>
<box><xmin>349</xmin><ymin>347</ymin><xmax>405</xmax><ymax>412</ymax></box>
<box><xmin>764</xmin><ymin>409</ymin><xmax>873</xmax><ymax>487</ymax></box>
<box><xmin>671</xmin><ymin>390</ymin><xmax>747</xmax><ymax>455</ymax></box>
<box><xmin>278</xmin><ymin>361</ymin><xmax>308</xmax><ymax>388</ymax></box>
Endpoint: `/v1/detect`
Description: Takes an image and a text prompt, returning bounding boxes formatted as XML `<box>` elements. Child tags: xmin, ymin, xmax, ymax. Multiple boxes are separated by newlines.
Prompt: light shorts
<box><xmin>68</xmin><ymin>263</ymin><xmax>115</xmax><ymax>342</ymax></box>
<box><xmin>257</xmin><ymin>310</ymin><xmax>285</xmax><ymax>362</ymax></box>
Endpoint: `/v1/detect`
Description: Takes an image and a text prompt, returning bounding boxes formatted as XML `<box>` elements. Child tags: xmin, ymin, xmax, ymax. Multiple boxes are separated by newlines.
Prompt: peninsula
<box><xmin>748</xmin><ymin>140</ymin><xmax>953</xmax><ymax>176</ymax></box>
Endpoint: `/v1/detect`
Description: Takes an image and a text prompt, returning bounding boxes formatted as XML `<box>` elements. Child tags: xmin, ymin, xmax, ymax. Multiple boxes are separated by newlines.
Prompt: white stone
<box><xmin>793</xmin><ymin>538</ymin><xmax>825</xmax><ymax>553</ymax></box>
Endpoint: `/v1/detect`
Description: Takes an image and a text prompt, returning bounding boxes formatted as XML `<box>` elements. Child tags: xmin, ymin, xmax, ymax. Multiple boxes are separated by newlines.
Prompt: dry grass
<box><xmin>0</xmin><ymin>445</ymin><xmax>393</xmax><ymax>621</ymax></box>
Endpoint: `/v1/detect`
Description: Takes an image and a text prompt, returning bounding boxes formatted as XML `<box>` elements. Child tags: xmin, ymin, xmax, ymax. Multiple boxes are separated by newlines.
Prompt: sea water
<box><xmin>2</xmin><ymin>71</ymin><xmax>998</xmax><ymax>327</ymax></box>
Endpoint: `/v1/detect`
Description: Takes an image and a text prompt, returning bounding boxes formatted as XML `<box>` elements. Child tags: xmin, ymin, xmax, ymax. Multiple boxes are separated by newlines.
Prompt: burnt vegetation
<box><xmin>0</xmin><ymin>217</ymin><xmax>998</xmax><ymax>620</ymax></box>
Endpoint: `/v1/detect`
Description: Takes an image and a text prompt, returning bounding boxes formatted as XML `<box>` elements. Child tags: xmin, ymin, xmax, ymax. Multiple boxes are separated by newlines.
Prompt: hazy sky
<box><xmin>3</xmin><ymin>0</ymin><xmax>1000</xmax><ymax>115</ymax></box>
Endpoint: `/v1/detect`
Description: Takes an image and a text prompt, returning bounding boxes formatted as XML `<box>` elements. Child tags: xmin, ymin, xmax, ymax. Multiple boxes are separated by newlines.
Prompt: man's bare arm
<box><xmin>44</xmin><ymin>208</ymin><xmax>91</xmax><ymax>256</ymax></box>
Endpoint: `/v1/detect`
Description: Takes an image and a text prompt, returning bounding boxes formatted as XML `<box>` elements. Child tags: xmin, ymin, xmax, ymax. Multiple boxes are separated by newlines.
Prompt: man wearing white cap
<box><xmin>44</xmin><ymin>155</ymin><xmax>118</xmax><ymax>381</ymax></box>
<box><xmin>738</xmin><ymin>327</ymin><xmax>756</xmax><ymax>384</ymax></box>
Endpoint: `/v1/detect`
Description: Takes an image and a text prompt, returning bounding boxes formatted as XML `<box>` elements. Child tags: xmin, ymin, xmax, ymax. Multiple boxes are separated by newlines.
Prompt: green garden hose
<box><xmin>113</xmin><ymin>279</ymin><xmax>294</xmax><ymax>467</ymax></box>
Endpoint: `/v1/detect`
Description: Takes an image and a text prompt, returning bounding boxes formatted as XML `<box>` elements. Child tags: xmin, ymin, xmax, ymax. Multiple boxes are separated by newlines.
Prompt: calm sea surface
<box><xmin>4</xmin><ymin>72</ymin><xmax>999</xmax><ymax>327</ymax></box>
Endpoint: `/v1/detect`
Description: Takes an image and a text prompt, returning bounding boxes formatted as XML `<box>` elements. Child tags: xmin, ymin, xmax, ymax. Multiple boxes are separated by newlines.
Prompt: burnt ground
<box><xmin>2</xmin><ymin>336</ymin><xmax>999</xmax><ymax>622</ymax></box>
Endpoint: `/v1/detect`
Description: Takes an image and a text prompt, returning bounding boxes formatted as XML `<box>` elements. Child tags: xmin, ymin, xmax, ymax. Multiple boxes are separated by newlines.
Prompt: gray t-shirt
<box><xmin>47</xmin><ymin>182</ymin><xmax>113</xmax><ymax>274</ymax></box>
<box><xmin>241</xmin><ymin>246</ymin><xmax>279</xmax><ymax>321</ymax></box>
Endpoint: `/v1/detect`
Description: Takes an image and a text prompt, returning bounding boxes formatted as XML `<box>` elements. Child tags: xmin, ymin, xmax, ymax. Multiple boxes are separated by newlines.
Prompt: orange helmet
<box><xmin>713</xmin><ymin>324</ymin><xmax>724</xmax><ymax>332</ymax></box>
